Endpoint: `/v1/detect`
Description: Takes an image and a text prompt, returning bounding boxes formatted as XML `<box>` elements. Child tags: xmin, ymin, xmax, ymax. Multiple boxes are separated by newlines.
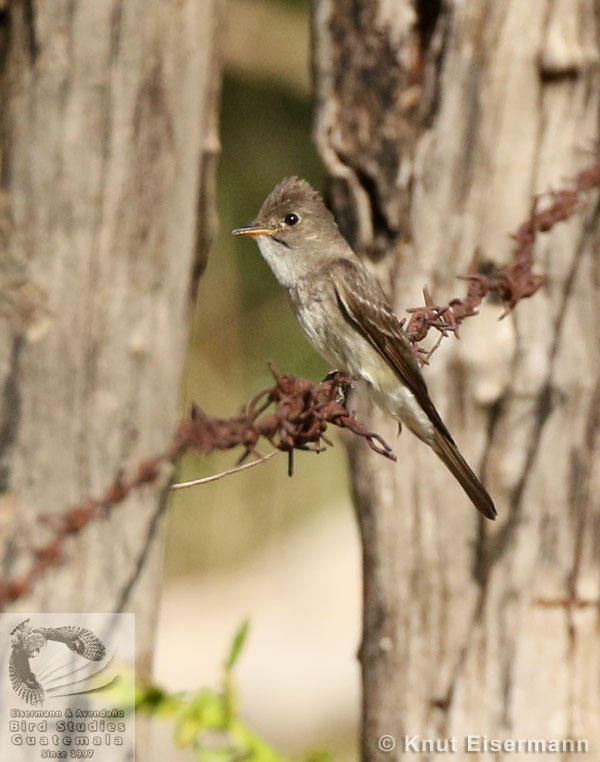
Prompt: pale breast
<box><xmin>291</xmin><ymin>282</ymin><xmax>350</xmax><ymax>368</ymax></box>
<box><xmin>287</xmin><ymin>276</ymin><xmax>435</xmax><ymax>442</ymax></box>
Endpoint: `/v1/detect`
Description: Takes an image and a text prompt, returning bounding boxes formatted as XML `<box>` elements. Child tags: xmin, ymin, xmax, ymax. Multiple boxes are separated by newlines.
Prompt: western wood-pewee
<box><xmin>233</xmin><ymin>177</ymin><xmax>496</xmax><ymax>520</ymax></box>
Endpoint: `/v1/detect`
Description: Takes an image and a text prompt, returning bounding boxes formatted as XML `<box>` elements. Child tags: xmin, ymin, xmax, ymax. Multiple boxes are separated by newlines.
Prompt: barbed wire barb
<box><xmin>1</xmin><ymin>149</ymin><xmax>599</xmax><ymax>608</ymax></box>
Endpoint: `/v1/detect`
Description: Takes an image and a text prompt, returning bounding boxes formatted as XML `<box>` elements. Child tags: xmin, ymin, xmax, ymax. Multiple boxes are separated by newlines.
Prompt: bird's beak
<box><xmin>232</xmin><ymin>224</ymin><xmax>278</xmax><ymax>237</ymax></box>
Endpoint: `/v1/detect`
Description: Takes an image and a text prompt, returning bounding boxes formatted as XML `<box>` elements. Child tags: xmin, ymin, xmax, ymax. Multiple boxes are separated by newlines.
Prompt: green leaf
<box><xmin>131</xmin><ymin>618</ymin><xmax>335</xmax><ymax>762</ymax></box>
<box><xmin>135</xmin><ymin>684</ymin><xmax>184</xmax><ymax>717</ymax></box>
<box><xmin>190</xmin><ymin>688</ymin><xmax>228</xmax><ymax>727</ymax></box>
<box><xmin>230</xmin><ymin>719</ymin><xmax>288</xmax><ymax>762</ymax></box>
<box><xmin>225</xmin><ymin>619</ymin><xmax>250</xmax><ymax>670</ymax></box>
<box><xmin>195</xmin><ymin>750</ymin><xmax>238</xmax><ymax>762</ymax></box>
<box><xmin>175</xmin><ymin>714</ymin><xmax>202</xmax><ymax>748</ymax></box>
<box><xmin>302</xmin><ymin>753</ymin><xmax>335</xmax><ymax>762</ymax></box>
<box><xmin>174</xmin><ymin>689</ymin><xmax>228</xmax><ymax>748</ymax></box>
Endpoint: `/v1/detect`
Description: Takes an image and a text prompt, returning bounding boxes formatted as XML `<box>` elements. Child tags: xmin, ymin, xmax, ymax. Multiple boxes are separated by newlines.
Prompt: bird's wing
<box><xmin>40</xmin><ymin>627</ymin><xmax>106</xmax><ymax>661</ymax></box>
<box><xmin>9</xmin><ymin>647</ymin><xmax>45</xmax><ymax>706</ymax></box>
<box><xmin>329</xmin><ymin>257</ymin><xmax>454</xmax><ymax>443</ymax></box>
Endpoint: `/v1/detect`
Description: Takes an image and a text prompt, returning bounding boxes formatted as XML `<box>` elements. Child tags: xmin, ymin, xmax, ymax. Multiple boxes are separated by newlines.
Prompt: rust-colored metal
<box><xmin>2</xmin><ymin>150</ymin><xmax>599</xmax><ymax>608</ymax></box>
<box><xmin>0</xmin><ymin>366</ymin><xmax>394</xmax><ymax>608</ymax></box>
<box><xmin>405</xmin><ymin>148</ymin><xmax>600</xmax><ymax>360</ymax></box>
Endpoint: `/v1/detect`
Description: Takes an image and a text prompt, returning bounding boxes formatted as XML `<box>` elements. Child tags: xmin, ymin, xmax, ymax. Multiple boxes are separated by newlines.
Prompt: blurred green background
<box><xmin>157</xmin><ymin>3</ymin><xmax>359</xmax><ymax>761</ymax></box>
<box><xmin>165</xmin><ymin>0</ymin><xmax>352</xmax><ymax>576</ymax></box>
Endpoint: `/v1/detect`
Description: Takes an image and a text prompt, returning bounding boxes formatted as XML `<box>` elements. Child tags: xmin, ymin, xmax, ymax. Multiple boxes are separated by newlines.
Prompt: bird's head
<box><xmin>232</xmin><ymin>177</ymin><xmax>346</xmax><ymax>286</ymax></box>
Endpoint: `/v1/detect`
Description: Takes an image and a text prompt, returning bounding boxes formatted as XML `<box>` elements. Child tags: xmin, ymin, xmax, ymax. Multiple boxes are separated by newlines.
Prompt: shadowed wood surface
<box><xmin>313</xmin><ymin>1</ymin><xmax>600</xmax><ymax>759</ymax></box>
<box><xmin>0</xmin><ymin>0</ymin><xmax>221</xmax><ymax>694</ymax></box>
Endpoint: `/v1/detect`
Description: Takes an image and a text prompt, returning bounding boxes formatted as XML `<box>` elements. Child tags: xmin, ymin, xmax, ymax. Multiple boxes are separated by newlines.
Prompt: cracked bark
<box><xmin>313</xmin><ymin>1</ymin><xmax>600</xmax><ymax>759</ymax></box>
<box><xmin>0</xmin><ymin>0</ymin><xmax>222</xmax><ymax>712</ymax></box>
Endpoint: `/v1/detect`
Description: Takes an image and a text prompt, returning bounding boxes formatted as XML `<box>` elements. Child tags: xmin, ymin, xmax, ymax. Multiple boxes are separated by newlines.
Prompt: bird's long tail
<box><xmin>431</xmin><ymin>430</ymin><xmax>496</xmax><ymax>520</ymax></box>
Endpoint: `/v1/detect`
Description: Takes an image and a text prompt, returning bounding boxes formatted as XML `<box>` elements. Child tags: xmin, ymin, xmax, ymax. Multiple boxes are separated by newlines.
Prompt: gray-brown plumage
<box><xmin>233</xmin><ymin>177</ymin><xmax>496</xmax><ymax>520</ymax></box>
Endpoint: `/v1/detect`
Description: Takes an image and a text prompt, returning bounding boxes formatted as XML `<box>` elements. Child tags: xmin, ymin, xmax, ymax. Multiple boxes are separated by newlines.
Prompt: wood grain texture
<box><xmin>313</xmin><ymin>0</ymin><xmax>600</xmax><ymax>759</ymax></box>
<box><xmin>0</xmin><ymin>0</ymin><xmax>221</xmax><ymax>679</ymax></box>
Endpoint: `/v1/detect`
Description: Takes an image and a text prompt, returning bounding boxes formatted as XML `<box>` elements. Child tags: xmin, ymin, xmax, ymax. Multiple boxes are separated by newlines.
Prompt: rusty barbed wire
<box><xmin>0</xmin><ymin>366</ymin><xmax>394</xmax><ymax>608</ymax></box>
<box><xmin>174</xmin><ymin>365</ymin><xmax>395</xmax><ymax>462</ymax></box>
<box><xmin>405</xmin><ymin>147</ymin><xmax>600</xmax><ymax>362</ymax></box>
<box><xmin>0</xmin><ymin>453</ymin><xmax>167</xmax><ymax>607</ymax></box>
<box><xmin>2</xmin><ymin>150</ymin><xmax>599</xmax><ymax>608</ymax></box>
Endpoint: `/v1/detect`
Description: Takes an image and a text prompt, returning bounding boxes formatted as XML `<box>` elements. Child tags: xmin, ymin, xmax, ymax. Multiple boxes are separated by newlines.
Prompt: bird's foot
<box><xmin>322</xmin><ymin>370</ymin><xmax>353</xmax><ymax>405</ymax></box>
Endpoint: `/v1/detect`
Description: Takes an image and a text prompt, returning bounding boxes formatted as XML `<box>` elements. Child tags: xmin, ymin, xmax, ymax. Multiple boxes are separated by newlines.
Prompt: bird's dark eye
<box><xmin>284</xmin><ymin>213</ymin><xmax>300</xmax><ymax>226</ymax></box>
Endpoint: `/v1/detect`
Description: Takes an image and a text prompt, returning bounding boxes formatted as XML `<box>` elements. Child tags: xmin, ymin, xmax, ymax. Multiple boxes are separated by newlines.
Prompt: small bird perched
<box><xmin>233</xmin><ymin>177</ymin><xmax>496</xmax><ymax>520</ymax></box>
